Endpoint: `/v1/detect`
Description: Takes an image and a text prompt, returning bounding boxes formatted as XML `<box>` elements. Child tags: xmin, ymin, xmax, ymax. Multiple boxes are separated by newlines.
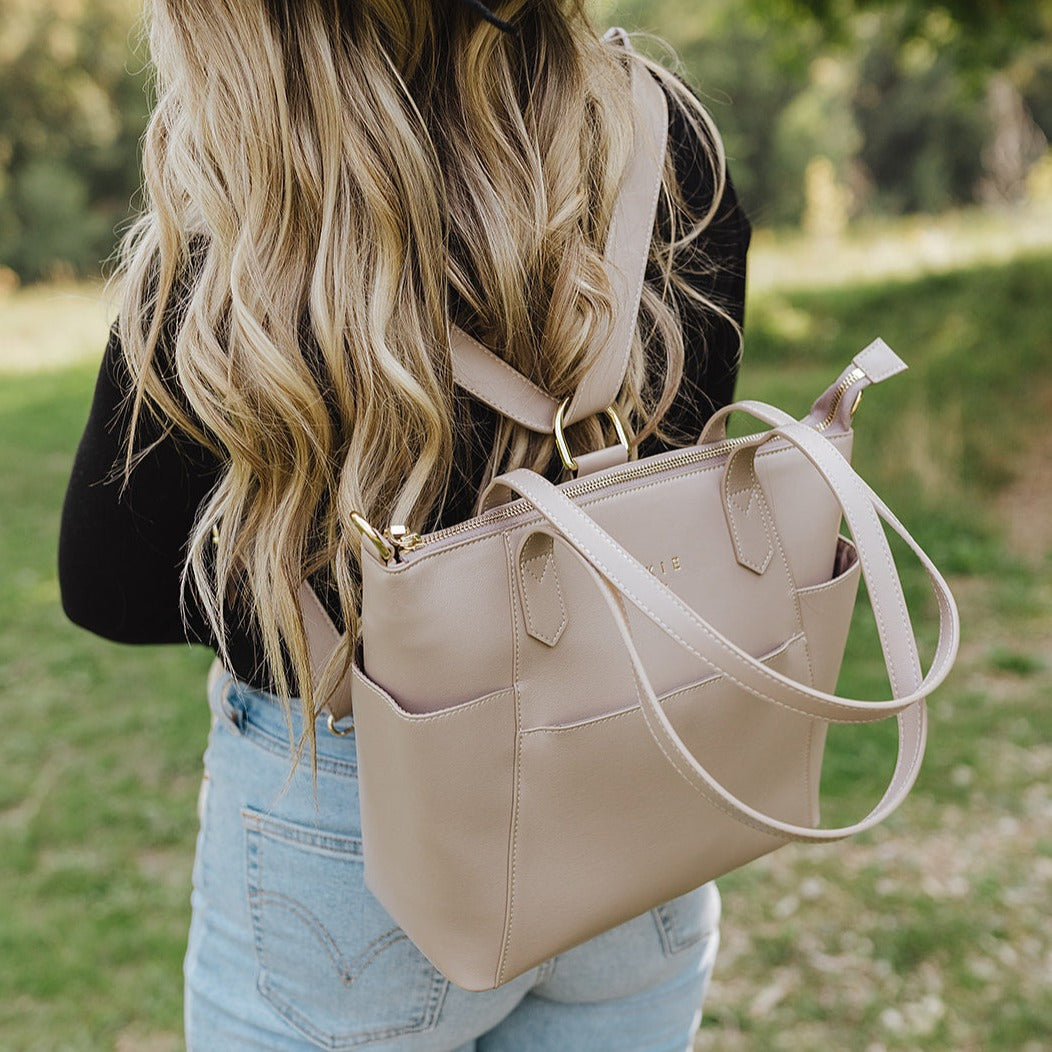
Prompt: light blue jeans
<box><xmin>184</xmin><ymin>668</ymin><xmax>721</xmax><ymax>1051</ymax></box>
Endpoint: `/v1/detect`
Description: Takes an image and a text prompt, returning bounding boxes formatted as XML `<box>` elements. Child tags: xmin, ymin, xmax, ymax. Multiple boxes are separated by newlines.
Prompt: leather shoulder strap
<box><xmin>564</xmin><ymin>39</ymin><xmax>669</xmax><ymax>427</ymax></box>
<box><xmin>450</xmin><ymin>29</ymin><xmax>669</xmax><ymax>432</ymax></box>
<box><xmin>450</xmin><ymin>326</ymin><xmax>560</xmax><ymax>433</ymax></box>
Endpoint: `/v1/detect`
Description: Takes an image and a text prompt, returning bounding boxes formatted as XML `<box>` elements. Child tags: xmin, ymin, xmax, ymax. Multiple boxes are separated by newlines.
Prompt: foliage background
<box><xmin>2</xmin><ymin>0</ymin><xmax>1052</xmax><ymax>281</ymax></box>
<box><xmin>0</xmin><ymin>0</ymin><xmax>147</xmax><ymax>283</ymax></box>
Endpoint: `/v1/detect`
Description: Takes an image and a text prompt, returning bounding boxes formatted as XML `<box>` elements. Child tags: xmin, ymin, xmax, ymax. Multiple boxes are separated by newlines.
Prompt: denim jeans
<box><xmin>184</xmin><ymin>667</ymin><xmax>721</xmax><ymax>1051</ymax></box>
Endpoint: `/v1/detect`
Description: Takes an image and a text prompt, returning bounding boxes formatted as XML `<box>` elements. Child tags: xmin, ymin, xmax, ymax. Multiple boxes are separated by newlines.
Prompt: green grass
<box><xmin>1</xmin><ymin>253</ymin><xmax>1051</xmax><ymax>1048</ymax></box>
<box><xmin>0</xmin><ymin>364</ymin><xmax>211</xmax><ymax>1048</ymax></box>
<box><xmin>700</xmin><ymin>254</ymin><xmax>1052</xmax><ymax>1050</ymax></box>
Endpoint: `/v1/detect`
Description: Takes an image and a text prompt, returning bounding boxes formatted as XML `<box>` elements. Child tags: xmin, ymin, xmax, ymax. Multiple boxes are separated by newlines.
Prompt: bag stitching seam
<box><xmin>522</xmin><ymin>632</ymin><xmax>807</xmax><ymax>735</ymax></box>
<box><xmin>350</xmin><ymin>668</ymin><xmax>513</xmax><ymax>724</ymax></box>
<box><xmin>497</xmin><ymin>531</ymin><xmax>523</xmax><ymax>987</ymax></box>
<box><xmin>725</xmin><ymin>483</ymin><xmax>773</xmax><ymax>574</ymax></box>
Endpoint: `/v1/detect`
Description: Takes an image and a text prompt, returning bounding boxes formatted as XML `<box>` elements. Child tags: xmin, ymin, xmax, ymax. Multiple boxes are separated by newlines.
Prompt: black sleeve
<box><xmin>638</xmin><ymin>76</ymin><xmax>751</xmax><ymax>457</ymax></box>
<box><xmin>57</xmin><ymin>326</ymin><xmax>222</xmax><ymax>646</ymax></box>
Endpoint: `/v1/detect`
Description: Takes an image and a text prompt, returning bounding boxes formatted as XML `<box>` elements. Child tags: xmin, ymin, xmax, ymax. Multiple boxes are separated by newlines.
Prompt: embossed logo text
<box><xmin>646</xmin><ymin>556</ymin><xmax>682</xmax><ymax>576</ymax></box>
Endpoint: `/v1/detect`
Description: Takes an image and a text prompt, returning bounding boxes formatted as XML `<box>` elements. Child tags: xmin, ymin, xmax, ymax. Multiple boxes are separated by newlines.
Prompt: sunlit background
<box><xmin>1</xmin><ymin>1</ymin><xmax>1050</xmax><ymax>1048</ymax></box>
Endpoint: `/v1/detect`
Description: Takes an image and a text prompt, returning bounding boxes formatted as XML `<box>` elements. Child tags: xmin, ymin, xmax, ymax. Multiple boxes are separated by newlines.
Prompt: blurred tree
<box><xmin>750</xmin><ymin>1</ymin><xmax>1052</xmax><ymax>172</ymax></box>
<box><xmin>610</xmin><ymin>0</ymin><xmax>1049</xmax><ymax>223</ymax></box>
<box><xmin>609</xmin><ymin>0</ymin><xmax>829</xmax><ymax>224</ymax></box>
<box><xmin>751</xmin><ymin>0</ymin><xmax>1052</xmax><ymax>66</ymax></box>
<box><xmin>851</xmin><ymin>11</ymin><xmax>991</xmax><ymax>213</ymax></box>
<box><xmin>2</xmin><ymin>0</ymin><xmax>1048</xmax><ymax>281</ymax></box>
<box><xmin>0</xmin><ymin>0</ymin><xmax>150</xmax><ymax>282</ymax></box>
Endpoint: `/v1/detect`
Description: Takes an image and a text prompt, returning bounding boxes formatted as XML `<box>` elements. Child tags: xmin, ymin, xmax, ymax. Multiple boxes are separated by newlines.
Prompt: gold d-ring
<box><xmin>553</xmin><ymin>400</ymin><xmax>630</xmax><ymax>474</ymax></box>
<box><xmin>327</xmin><ymin>712</ymin><xmax>354</xmax><ymax>737</ymax></box>
<box><xmin>350</xmin><ymin>511</ymin><xmax>394</xmax><ymax>562</ymax></box>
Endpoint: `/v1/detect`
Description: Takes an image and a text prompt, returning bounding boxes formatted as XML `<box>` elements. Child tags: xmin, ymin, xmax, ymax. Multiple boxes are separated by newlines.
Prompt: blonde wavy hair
<box><xmin>109</xmin><ymin>0</ymin><xmax>733</xmax><ymax>764</ymax></box>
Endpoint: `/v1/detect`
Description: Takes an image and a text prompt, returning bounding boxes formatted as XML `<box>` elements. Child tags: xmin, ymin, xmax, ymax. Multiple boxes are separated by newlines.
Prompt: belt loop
<box><xmin>207</xmin><ymin>658</ymin><xmax>245</xmax><ymax>734</ymax></box>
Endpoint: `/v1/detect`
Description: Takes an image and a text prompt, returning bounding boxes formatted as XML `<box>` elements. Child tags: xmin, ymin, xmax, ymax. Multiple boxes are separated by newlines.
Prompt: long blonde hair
<box><xmin>109</xmin><ymin>0</ymin><xmax>733</xmax><ymax>763</ymax></box>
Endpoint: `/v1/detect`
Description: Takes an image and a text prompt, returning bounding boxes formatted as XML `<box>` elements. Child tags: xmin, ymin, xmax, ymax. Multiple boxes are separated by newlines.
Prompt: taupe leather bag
<box><xmin>300</xmin><ymin>30</ymin><xmax>960</xmax><ymax>992</ymax></box>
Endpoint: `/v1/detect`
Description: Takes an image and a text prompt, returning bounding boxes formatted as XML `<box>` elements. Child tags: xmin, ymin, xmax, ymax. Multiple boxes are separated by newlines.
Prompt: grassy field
<box><xmin>1</xmin><ymin>246</ymin><xmax>1050</xmax><ymax>1049</ymax></box>
<box><xmin>705</xmin><ymin>253</ymin><xmax>1052</xmax><ymax>1051</ymax></box>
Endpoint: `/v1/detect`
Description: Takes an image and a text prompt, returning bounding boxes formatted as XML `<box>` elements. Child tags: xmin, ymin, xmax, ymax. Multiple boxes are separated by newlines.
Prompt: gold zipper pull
<box><xmin>388</xmin><ymin>525</ymin><xmax>424</xmax><ymax>558</ymax></box>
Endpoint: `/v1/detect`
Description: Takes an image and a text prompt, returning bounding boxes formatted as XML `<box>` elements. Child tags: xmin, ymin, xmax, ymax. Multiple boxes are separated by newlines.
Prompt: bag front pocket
<box><xmin>350</xmin><ymin>661</ymin><xmax>518</xmax><ymax>991</ymax></box>
<box><xmin>243</xmin><ymin>808</ymin><xmax>448</xmax><ymax>1049</ymax></box>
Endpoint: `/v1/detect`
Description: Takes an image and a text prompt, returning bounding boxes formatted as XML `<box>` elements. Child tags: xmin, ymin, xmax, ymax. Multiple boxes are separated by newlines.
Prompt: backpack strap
<box><xmin>450</xmin><ymin>326</ymin><xmax>560</xmax><ymax>433</ymax></box>
<box><xmin>449</xmin><ymin>29</ymin><xmax>669</xmax><ymax>433</ymax></box>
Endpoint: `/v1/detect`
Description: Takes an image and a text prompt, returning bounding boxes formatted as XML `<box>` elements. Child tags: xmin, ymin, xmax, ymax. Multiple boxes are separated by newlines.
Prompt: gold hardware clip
<box><xmin>554</xmin><ymin>400</ymin><xmax>630</xmax><ymax>474</ymax></box>
<box><xmin>327</xmin><ymin>712</ymin><xmax>354</xmax><ymax>738</ymax></box>
<box><xmin>350</xmin><ymin>512</ymin><xmax>394</xmax><ymax>563</ymax></box>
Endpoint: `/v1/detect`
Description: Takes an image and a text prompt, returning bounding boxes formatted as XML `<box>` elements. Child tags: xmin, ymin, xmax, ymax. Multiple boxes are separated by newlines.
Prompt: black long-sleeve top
<box><xmin>58</xmin><ymin>80</ymin><xmax>751</xmax><ymax>692</ymax></box>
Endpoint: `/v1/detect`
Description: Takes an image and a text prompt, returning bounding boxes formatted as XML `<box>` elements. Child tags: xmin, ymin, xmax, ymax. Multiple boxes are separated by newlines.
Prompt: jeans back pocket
<box><xmin>243</xmin><ymin>808</ymin><xmax>448</xmax><ymax>1049</ymax></box>
<box><xmin>652</xmin><ymin>883</ymin><xmax>722</xmax><ymax>957</ymax></box>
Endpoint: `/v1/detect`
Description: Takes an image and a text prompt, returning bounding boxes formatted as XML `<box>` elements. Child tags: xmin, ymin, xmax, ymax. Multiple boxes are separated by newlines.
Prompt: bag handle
<box><xmin>487</xmin><ymin>427</ymin><xmax>959</xmax><ymax>723</ymax></box>
<box><xmin>484</xmin><ymin>420</ymin><xmax>959</xmax><ymax>841</ymax></box>
<box><xmin>448</xmin><ymin>31</ymin><xmax>669</xmax><ymax>432</ymax></box>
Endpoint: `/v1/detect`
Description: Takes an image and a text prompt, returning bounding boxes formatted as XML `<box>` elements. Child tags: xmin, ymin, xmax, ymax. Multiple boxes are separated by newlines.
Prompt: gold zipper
<box><xmin>815</xmin><ymin>368</ymin><xmax>865</xmax><ymax>432</ymax></box>
<box><xmin>387</xmin><ymin>524</ymin><xmax>424</xmax><ymax>553</ymax></box>
<box><xmin>388</xmin><ymin>433</ymin><xmax>754</xmax><ymax>557</ymax></box>
<box><xmin>388</xmin><ymin>369</ymin><xmax>866</xmax><ymax>558</ymax></box>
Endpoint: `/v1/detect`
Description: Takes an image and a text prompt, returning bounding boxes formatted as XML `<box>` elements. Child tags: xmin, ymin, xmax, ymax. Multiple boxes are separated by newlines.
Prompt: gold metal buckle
<box><xmin>553</xmin><ymin>399</ymin><xmax>630</xmax><ymax>474</ymax></box>
<box><xmin>350</xmin><ymin>512</ymin><xmax>394</xmax><ymax>562</ymax></box>
<box><xmin>326</xmin><ymin>712</ymin><xmax>354</xmax><ymax>737</ymax></box>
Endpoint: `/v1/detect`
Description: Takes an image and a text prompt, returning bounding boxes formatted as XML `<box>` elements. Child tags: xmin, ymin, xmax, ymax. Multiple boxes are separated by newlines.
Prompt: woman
<box><xmin>59</xmin><ymin>1</ymin><xmax>750</xmax><ymax>1048</ymax></box>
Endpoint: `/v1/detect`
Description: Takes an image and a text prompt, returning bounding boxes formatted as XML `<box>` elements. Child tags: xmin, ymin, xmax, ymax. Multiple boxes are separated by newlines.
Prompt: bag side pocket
<box><xmin>795</xmin><ymin>536</ymin><xmax>863</xmax><ymax>826</ymax></box>
<box><xmin>796</xmin><ymin>537</ymin><xmax>862</xmax><ymax>695</ymax></box>
<box><xmin>350</xmin><ymin>661</ymin><xmax>518</xmax><ymax>991</ymax></box>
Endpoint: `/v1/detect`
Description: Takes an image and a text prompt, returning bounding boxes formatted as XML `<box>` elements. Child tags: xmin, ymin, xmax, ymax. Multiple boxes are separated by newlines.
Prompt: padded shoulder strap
<box><xmin>449</xmin><ymin>29</ymin><xmax>669</xmax><ymax>432</ymax></box>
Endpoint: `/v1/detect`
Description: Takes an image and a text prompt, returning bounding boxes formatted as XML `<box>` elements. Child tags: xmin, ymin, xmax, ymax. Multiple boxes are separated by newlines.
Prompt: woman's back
<box><xmin>61</xmin><ymin>1</ymin><xmax>749</xmax><ymax>706</ymax></box>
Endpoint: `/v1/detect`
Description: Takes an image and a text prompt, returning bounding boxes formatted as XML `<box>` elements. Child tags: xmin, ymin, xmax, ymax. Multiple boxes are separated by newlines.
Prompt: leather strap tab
<box><xmin>574</xmin><ymin>443</ymin><xmax>630</xmax><ymax>477</ymax></box>
<box><xmin>804</xmin><ymin>339</ymin><xmax>907</xmax><ymax>434</ymax></box>
<box><xmin>299</xmin><ymin>580</ymin><xmax>354</xmax><ymax>722</ymax></box>
<box><xmin>722</xmin><ymin>445</ymin><xmax>774</xmax><ymax>575</ymax></box>
<box><xmin>518</xmin><ymin>532</ymin><xmax>568</xmax><ymax>647</ymax></box>
<box><xmin>855</xmin><ymin>338</ymin><xmax>907</xmax><ymax>383</ymax></box>
<box><xmin>450</xmin><ymin>326</ymin><xmax>560</xmax><ymax>433</ymax></box>
<box><xmin>700</xmin><ymin>339</ymin><xmax>907</xmax><ymax>447</ymax></box>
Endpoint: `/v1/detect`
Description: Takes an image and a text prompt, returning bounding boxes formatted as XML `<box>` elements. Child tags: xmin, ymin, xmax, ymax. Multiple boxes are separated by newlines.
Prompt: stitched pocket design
<box><xmin>243</xmin><ymin>808</ymin><xmax>448</xmax><ymax>1049</ymax></box>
